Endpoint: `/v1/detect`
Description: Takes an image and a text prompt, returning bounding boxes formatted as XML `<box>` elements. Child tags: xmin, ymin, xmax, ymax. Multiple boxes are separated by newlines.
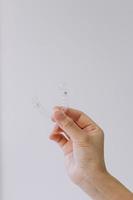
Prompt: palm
<box><xmin>50</xmin><ymin>107</ymin><xmax>99</xmax><ymax>184</ymax></box>
<box><xmin>63</xmin><ymin>140</ymin><xmax>84</xmax><ymax>184</ymax></box>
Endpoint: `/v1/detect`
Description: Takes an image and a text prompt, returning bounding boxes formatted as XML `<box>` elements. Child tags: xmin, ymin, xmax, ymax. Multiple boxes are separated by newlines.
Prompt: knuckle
<box><xmin>97</xmin><ymin>127</ymin><xmax>104</xmax><ymax>138</ymax></box>
<box><xmin>80</xmin><ymin>111</ymin><xmax>85</xmax><ymax>115</ymax></box>
<box><xmin>98</xmin><ymin>127</ymin><xmax>104</xmax><ymax>134</ymax></box>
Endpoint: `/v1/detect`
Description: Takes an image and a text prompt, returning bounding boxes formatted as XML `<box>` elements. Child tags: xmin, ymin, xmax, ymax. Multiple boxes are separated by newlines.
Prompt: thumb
<box><xmin>52</xmin><ymin>108</ymin><xmax>82</xmax><ymax>141</ymax></box>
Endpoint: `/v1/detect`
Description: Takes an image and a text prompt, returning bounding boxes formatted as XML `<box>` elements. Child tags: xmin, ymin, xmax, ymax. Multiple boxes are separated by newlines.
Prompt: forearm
<box><xmin>79</xmin><ymin>172</ymin><xmax>133</xmax><ymax>200</ymax></box>
<box><xmin>95</xmin><ymin>172</ymin><xmax>133</xmax><ymax>200</ymax></box>
<box><xmin>79</xmin><ymin>178</ymin><xmax>105</xmax><ymax>200</ymax></box>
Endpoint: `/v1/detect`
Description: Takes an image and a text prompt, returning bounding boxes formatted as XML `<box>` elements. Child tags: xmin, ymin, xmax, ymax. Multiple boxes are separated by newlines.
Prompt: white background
<box><xmin>1</xmin><ymin>0</ymin><xmax>133</xmax><ymax>200</ymax></box>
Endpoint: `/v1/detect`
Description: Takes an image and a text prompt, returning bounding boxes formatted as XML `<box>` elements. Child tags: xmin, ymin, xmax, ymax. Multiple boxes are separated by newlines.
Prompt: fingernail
<box><xmin>54</xmin><ymin>110</ymin><xmax>65</xmax><ymax>120</ymax></box>
<box><xmin>60</xmin><ymin>106</ymin><xmax>68</xmax><ymax>112</ymax></box>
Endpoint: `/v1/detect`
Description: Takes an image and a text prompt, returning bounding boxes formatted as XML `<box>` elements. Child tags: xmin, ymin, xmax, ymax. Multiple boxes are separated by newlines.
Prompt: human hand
<box><xmin>49</xmin><ymin>107</ymin><xmax>133</xmax><ymax>200</ymax></box>
<box><xmin>49</xmin><ymin>107</ymin><xmax>107</xmax><ymax>187</ymax></box>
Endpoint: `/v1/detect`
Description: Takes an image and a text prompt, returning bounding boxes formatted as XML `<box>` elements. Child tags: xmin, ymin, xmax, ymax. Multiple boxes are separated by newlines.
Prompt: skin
<box><xmin>49</xmin><ymin>106</ymin><xmax>133</xmax><ymax>200</ymax></box>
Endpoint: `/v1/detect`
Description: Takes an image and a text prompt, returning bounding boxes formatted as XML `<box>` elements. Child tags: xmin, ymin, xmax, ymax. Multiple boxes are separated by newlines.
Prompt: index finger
<box><xmin>53</xmin><ymin>106</ymin><xmax>97</xmax><ymax>129</ymax></box>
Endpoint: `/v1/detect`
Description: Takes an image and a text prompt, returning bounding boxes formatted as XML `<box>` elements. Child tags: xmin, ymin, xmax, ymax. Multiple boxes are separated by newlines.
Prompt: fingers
<box><xmin>49</xmin><ymin>123</ymin><xmax>72</xmax><ymax>155</ymax></box>
<box><xmin>53</xmin><ymin>106</ymin><xmax>98</xmax><ymax>129</ymax></box>
<box><xmin>49</xmin><ymin>123</ymin><xmax>68</xmax><ymax>153</ymax></box>
<box><xmin>52</xmin><ymin>108</ymin><xmax>82</xmax><ymax>141</ymax></box>
<box><xmin>49</xmin><ymin>133</ymin><xmax>68</xmax><ymax>148</ymax></box>
<box><xmin>50</xmin><ymin>123</ymin><xmax>70</xmax><ymax>140</ymax></box>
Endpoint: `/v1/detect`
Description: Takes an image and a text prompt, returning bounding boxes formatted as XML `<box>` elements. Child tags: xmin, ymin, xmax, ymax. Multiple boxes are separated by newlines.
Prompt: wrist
<box><xmin>78</xmin><ymin>170</ymin><xmax>109</xmax><ymax>199</ymax></box>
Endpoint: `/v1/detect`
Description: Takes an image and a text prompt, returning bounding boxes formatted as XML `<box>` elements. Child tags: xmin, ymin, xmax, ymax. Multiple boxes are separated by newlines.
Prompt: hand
<box><xmin>49</xmin><ymin>107</ymin><xmax>107</xmax><ymax>186</ymax></box>
<box><xmin>49</xmin><ymin>107</ymin><xmax>133</xmax><ymax>200</ymax></box>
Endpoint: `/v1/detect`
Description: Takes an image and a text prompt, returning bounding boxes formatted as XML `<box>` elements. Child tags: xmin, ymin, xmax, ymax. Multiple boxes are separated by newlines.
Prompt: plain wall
<box><xmin>1</xmin><ymin>0</ymin><xmax>133</xmax><ymax>200</ymax></box>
